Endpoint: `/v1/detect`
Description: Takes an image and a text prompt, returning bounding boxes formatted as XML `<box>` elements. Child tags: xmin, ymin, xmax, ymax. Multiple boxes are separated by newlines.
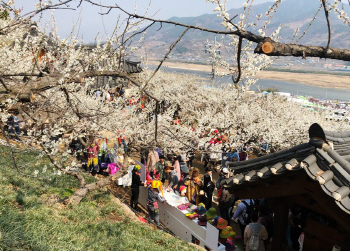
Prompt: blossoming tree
<box><xmin>1</xmin><ymin>0</ymin><xmax>350</xmax><ymax>204</ymax></box>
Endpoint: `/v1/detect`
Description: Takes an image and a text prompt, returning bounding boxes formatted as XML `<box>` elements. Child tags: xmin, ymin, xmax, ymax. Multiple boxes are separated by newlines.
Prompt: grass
<box><xmin>0</xmin><ymin>145</ymin><xmax>197</xmax><ymax>251</ymax></box>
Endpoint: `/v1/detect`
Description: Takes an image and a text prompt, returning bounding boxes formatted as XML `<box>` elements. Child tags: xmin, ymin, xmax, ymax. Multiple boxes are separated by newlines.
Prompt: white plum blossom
<box><xmin>0</xmin><ymin>1</ymin><xmax>349</xmax><ymax>201</ymax></box>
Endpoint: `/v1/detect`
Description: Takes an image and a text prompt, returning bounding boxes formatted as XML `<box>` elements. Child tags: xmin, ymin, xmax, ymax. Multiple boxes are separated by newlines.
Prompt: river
<box><xmin>159</xmin><ymin>67</ymin><xmax>350</xmax><ymax>101</ymax></box>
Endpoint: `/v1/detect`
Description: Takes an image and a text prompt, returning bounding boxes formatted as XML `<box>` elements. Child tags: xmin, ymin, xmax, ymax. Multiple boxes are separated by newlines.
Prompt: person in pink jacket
<box><xmin>172</xmin><ymin>155</ymin><xmax>181</xmax><ymax>181</ymax></box>
<box><xmin>147</xmin><ymin>150</ymin><xmax>159</xmax><ymax>177</ymax></box>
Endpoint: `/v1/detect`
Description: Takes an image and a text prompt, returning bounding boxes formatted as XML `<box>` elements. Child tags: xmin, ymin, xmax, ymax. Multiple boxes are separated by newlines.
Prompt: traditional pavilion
<box><xmin>223</xmin><ymin>123</ymin><xmax>350</xmax><ymax>250</ymax></box>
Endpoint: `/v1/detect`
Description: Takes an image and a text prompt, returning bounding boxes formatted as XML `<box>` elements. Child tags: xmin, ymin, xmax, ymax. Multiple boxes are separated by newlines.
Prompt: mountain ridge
<box><xmin>140</xmin><ymin>0</ymin><xmax>350</xmax><ymax>59</ymax></box>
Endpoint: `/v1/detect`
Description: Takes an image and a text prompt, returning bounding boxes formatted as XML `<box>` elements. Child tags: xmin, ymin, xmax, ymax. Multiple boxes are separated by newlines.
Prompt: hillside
<box><xmin>141</xmin><ymin>0</ymin><xmax>350</xmax><ymax>59</ymax></box>
<box><xmin>0</xmin><ymin>145</ymin><xmax>198</xmax><ymax>251</ymax></box>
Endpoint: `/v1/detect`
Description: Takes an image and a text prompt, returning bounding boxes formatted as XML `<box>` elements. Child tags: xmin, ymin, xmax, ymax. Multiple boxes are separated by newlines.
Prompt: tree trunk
<box><xmin>68</xmin><ymin>169</ymin><xmax>128</xmax><ymax>205</ymax></box>
<box><xmin>18</xmin><ymin>92</ymin><xmax>34</xmax><ymax>103</ymax></box>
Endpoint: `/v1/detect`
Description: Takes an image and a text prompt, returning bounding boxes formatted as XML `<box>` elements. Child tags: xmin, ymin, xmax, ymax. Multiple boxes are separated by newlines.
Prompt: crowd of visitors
<box><xmin>0</xmin><ymin>84</ymin><xmax>315</xmax><ymax>251</ymax></box>
<box><xmin>78</xmin><ymin>132</ymin><xmax>306</xmax><ymax>251</ymax></box>
<box><xmin>127</xmin><ymin>145</ymin><xmax>280</xmax><ymax>251</ymax></box>
<box><xmin>0</xmin><ymin>107</ymin><xmax>302</xmax><ymax>251</ymax></box>
<box><xmin>0</xmin><ymin>104</ymin><xmax>285</xmax><ymax>251</ymax></box>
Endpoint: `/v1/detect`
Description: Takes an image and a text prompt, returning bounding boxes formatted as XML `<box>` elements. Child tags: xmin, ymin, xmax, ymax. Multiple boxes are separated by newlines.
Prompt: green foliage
<box><xmin>0</xmin><ymin>145</ymin><xmax>197</xmax><ymax>251</ymax></box>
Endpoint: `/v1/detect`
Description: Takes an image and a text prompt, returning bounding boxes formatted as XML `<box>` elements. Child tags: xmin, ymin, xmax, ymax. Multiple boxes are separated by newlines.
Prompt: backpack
<box><xmin>242</xmin><ymin>199</ymin><xmax>256</xmax><ymax>225</ymax></box>
<box><xmin>248</xmin><ymin>231</ymin><xmax>260</xmax><ymax>251</ymax></box>
<box><xmin>219</xmin><ymin>188</ymin><xmax>233</xmax><ymax>208</ymax></box>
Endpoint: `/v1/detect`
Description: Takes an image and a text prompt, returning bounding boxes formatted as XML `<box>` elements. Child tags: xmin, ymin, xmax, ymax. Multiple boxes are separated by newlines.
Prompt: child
<box><xmin>147</xmin><ymin>180</ymin><xmax>165</xmax><ymax>229</ymax></box>
<box><xmin>87</xmin><ymin>142</ymin><xmax>99</xmax><ymax>175</ymax></box>
<box><xmin>179</xmin><ymin>185</ymin><xmax>187</xmax><ymax>197</ymax></box>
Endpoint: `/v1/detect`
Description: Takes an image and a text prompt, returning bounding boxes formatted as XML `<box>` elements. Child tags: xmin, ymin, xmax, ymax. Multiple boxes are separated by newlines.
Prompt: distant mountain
<box><xmin>141</xmin><ymin>0</ymin><xmax>350</xmax><ymax>59</ymax></box>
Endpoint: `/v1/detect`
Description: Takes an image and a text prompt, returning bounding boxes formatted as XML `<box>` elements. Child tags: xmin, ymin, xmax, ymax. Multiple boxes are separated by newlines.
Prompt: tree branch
<box><xmin>1</xmin><ymin>70</ymin><xmax>160</xmax><ymax>103</ymax></box>
<box><xmin>321</xmin><ymin>0</ymin><xmax>332</xmax><ymax>51</ymax></box>
<box><xmin>294</xmin><ymin>4</ymin><xmax>322</xmax><ymax>44</ymax></box>
<box><xmin>254</xmin><ymin>38</ymin><xmax>350</xmax><ymax>61</ymax></box>
<box><xmin>68</xmin><ymin>169</ymin><xmax>128</xmax><ymax>205</ymax></box>
<box><xmin>233</xmin><ymin>37</ymin><xmax>243</xmax><ymax>85</ymax></box>
<box><xmin>122</xmin><ymin>21</ymin><xmax>155</xmax><ymax>47</ymax></box>
<box><xmin>45</xmin><ymin>149</ymin><xmax>86</xmax><ymax>188</ymax></box>
<box><xmin>84</xmin><ymin>1</ymin><xmax>350</xmax><ymax>61</ymax></box>
<box><xmin>0</xmin><ymin>78</ymin><xmax>11</xmax><ymax>92</ymax></box>
<box><xmin>82</xmin><ymin>70</ymin><xmax>160</xmax><ymax>102</ymax></box>
<box><xmin>2</xmin><ymin>127</ymin><xmax>20</xmax><ymax>171</ymax></box>
<box><xmin>142</xmin><ymin>27</ymin><xmax>190</xmax><ymax>91</ymax></box>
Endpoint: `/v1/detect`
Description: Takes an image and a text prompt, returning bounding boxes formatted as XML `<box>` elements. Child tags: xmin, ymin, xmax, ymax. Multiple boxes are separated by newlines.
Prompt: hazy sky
<box><xmin>15</xmin><ymin>0</ymin><xmax>271</xmax><ymax>42</ymax></box>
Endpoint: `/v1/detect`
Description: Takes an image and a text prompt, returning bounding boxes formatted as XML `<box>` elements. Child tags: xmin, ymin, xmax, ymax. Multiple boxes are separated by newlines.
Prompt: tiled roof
<box><xmin>122</xmin><ymin>60</ymin><xmax>142</xmax><ymax>74</ymax></box>
<box><xmin>224</xmin><ymin>123</ymin><xmax>350</xmax><ymax>214</ymax></box>
<box><xmin>80</xmin><ymin>44</ymin><xmax>142</xmax><ymax>74</ymax></box>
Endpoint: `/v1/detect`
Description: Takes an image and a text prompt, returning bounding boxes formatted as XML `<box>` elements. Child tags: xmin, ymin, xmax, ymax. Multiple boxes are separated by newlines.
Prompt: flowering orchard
<box><xmin>1</xmin><ymin>0</ymin><xmax>350</xmax><ymax>203</ymax></box>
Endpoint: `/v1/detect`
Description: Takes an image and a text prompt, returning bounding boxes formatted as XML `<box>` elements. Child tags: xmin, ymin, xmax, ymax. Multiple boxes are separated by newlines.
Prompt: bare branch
<box><xmin>254</xmin><ymin>38</ymin><xmax>350</xmax><ymax>61</ymax></box>
<box><xmin>0</xmin><ymin>74</ymin><xmax>41</xmax><ymax>77</ymax></box>
<box><xmin>0</xmin><ymin>78</ymin><xmax>11</xmax><ymax>92</ymax></box>
<box><xmin>83</xmin><ymin>0</ymin><xmax>350</xmax><ymax>61</ymax></box>
<box><xmin>322</xmin><ymin>0</ymin><xmax>332</xmax><ymax>51</ymax></box>
<box><xmin>2</xmin><ymin>69</ymin><xmax>160</xmax><ymax>103</ymax></box>
<box><xmin>83</xmin><ymin>70</ymin><xmax>160</xmax><ymax>102</ymax></box>
<box><xmin>0</xmin><ymin>1</ymin><xmax>75</xmax><ymax>34</ymax></box>
<box><xmin>2</xmin><ymin>127</ymin><xmax>20</xmax><ymax>171</ymax></box>
<box><xmin>84</xmin><ymin>0</ymin><xmax>245</xmax><ymax>36</ymax></box>
<box><xmin>157</xmin><ymin>23</ymin><xmax>163</xmax><ymax>31</ymax></box>
<box><xmin>122</xmin><ymin>21</ymin><xmax>155</xmax><ymax>47</ymax></box>
<box><xmin>100</xmin><ymin>8</ymin><xmax>112</xmax><ymax>15</ymax></box>
<box><xmin>142</xmin><ymin>27</ymin><xmax>190</xmax><ymax>91</ymax></box>
<box><xmin>294</xmin><ymin>4</ymin><xmax>322</xmax><ymax>43</ymax></box>
<box><xmin>233</xmin><ymin>37</ymin><xmax>243</xmax><ymax>85</ymax></box>
<box><xmin>77</xmin><ymin>0</ymin><xmax>84</xmax><ymax>9</ymax></box>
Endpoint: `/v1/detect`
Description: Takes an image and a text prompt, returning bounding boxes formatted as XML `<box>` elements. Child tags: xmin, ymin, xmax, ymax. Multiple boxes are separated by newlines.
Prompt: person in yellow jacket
<box><xmin>184</xmin><ymin>168</ymin><xmax>203</xmax><ymax>205</ymax></box>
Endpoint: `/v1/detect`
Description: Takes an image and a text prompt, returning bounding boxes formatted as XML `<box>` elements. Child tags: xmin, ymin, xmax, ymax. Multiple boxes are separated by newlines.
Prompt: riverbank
<box><xmin>148</xmin><ymin>60</ymin><xmax>350</xmax><ymax>90</ymax></box>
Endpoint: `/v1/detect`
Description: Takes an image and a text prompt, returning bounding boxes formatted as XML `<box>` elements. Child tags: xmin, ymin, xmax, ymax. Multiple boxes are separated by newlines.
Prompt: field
<box><xmin>148</xmin><ymin>60</ymin><xmax>350</xmax><ymax>90</ymax></box>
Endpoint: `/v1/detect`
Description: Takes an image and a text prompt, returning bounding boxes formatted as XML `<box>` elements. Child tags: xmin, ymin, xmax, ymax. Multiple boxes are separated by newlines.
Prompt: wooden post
<box><xmin>271</xmin><ymin>197</ymin><xmax>290</xmax><ymax>250</ymax></box>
